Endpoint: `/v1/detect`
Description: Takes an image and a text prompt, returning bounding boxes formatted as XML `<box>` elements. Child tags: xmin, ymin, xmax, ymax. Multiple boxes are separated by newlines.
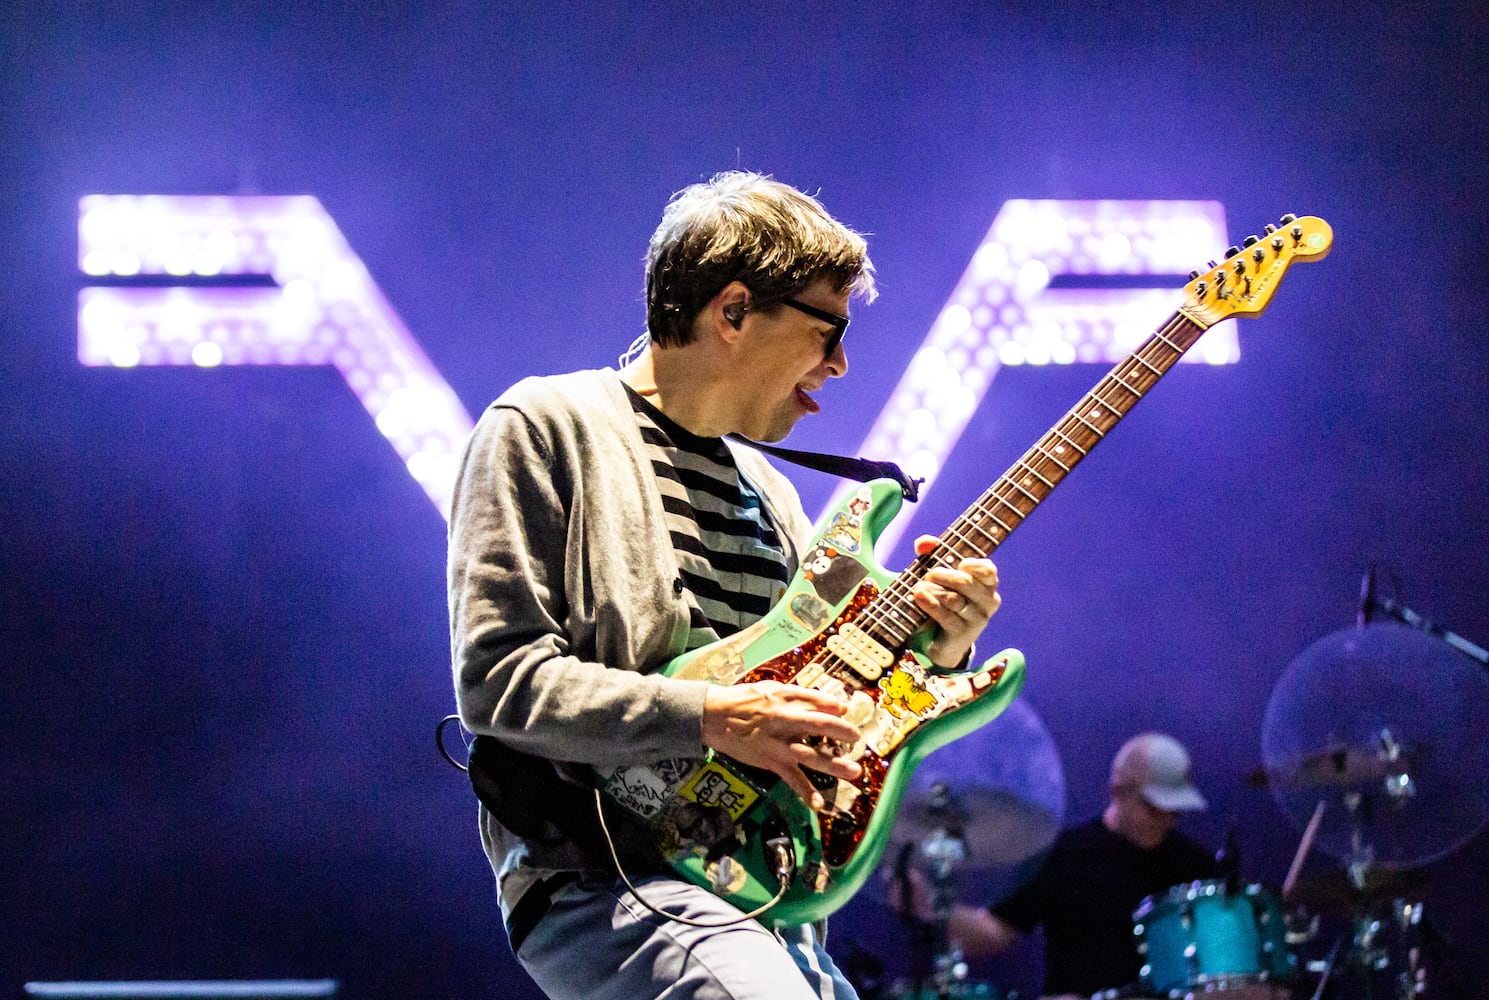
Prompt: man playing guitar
<box><xmin>448</xmin><ymin>171</ymin><xmax>1003</xmax><ymax>1000</ymax></box>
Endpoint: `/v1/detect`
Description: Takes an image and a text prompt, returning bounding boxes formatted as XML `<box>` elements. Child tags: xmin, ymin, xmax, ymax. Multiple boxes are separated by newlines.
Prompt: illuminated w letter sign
<box><xmin>841</xmin><ymin>199</ymin><xmax>1234</xmax><ymax>551</ymax></box>
<box><xmin>78</xmin><ymin>197</ymin><xmax>1232</xmax><ymax>525</ymax></box>
<box><xmin>76</xmin><ymin>195</ymin><xmax>473</xmax><ymax>512</ymax></box>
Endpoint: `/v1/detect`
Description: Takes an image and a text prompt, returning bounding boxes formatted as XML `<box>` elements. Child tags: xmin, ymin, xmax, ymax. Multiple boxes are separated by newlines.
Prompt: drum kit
<box><xmin>858</xmin><ymin>600</ymin><xmax>1489</xmax><ymax>1000</ymax></box>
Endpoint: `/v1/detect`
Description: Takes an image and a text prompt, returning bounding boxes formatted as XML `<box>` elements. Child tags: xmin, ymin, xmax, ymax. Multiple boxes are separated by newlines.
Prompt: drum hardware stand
<box><xmin>1342</xmin><ymin>791</ymin><xmax>1375</xmax><ymax>896</ymax></box>
<box><xmin>899</xmin><ymin>781</ymin><xmax>978</xmax><ymax>1000</ymax></box>
<box><xmin>1268</xmin><ymin>582</ymin><xmax>1489</xmax><ymax>1000</ymax></box>
<box><xmin>924</xmin><ymin>794</ymin><xmax>974</xmax><ymax>999</ymax></box>
<box><xmin>1315</xmin><ymin>897</ymin><xmax>1429</xmax><ymax>1000</ymax></box>
<box><xmin>1307</xmin><ymin>937</ymin><xmax>1344</xmax><ymax>1000</ymax></box>
<box><xmin>1391</xmin><ymin>900</ymin><xmax>1428</xmax><ymax>1000</ymax></box>
<box><xmin>1337</xmin><ymin>791</ymin><xmax>1392</xmax><ymax>998</ymax></box>
<box><xmin>1297</xmin><ymin>781</ymin><xmax>1429</xmax><ymax>1000</ymax></box>
<box><xmin>1362</xmin><ymin>591</ymin><xmax>1489</xmax><ymax>670</ymax></box>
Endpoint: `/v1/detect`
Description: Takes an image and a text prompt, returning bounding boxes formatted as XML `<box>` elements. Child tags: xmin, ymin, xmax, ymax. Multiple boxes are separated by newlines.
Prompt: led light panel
<box><xmin>78</xmin><ymin>195</ymin><xmax>473</xmax><ymax>513</ymax></box>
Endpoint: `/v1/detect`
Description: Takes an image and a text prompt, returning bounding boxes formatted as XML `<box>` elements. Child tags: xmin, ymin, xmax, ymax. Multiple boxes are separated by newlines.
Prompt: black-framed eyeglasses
<box><xmin>780</xmin><ymin>297</ymin><xmax>850</xmax><ymax>359</ymax></box>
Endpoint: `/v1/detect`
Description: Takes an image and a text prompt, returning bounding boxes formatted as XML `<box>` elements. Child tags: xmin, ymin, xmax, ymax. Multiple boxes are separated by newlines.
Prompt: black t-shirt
<box><xmin>992</xmin><ymin>817</ymin><xmax>1218</xmax><ymax>996</ymax></box>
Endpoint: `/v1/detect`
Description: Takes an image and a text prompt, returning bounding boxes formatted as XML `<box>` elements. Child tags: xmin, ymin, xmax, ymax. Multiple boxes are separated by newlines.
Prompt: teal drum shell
<box><xmin>1133</xmin><ymin>880</ymin><xmax>1295</xmax><ymax>996</ymax></box>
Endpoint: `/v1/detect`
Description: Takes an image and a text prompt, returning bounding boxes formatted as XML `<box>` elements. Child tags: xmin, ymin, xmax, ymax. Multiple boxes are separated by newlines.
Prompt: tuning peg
<box><xmin>1224</xmin><ymin>245</ymin><xmax>1241</xmax><ymax>259</ymax></box>
<box><xmin>1263</xmin><ymin>223</ymin><xmax>1278</xmax><ymax>234</ymax></box>
<box><xmin>1253</xmin><ymin>247</ymin><xmax>1265</xmax><ymax>263</ymax></box>
<box><xmin>1242</xmin><ymin>234</ymin><xmax>1259</xmax><ymax>248</ymax></box>
<box><xmin>1207</xmin><ymin>260</ymin><xmax>1217</xmax><ymax>269</ymax></box>
<box><xmin>1233</xmin><ymin>259</ymin><xmax>1247</xmax><ymax>274</ymax></box>
<box><xmin>1271</xmin><ymin>236</ymin><xmax>1284</xmax><ymax>251</ymax></box>
<box><xmin>1188</xmin><ymin>269</ymin><xmax>1202</xmax><ymax>280</ymax></box>
<box><xmin>1278</xmin><ymin>213</ymin><xmax>1297</xmax><ymax>224</ymax></box>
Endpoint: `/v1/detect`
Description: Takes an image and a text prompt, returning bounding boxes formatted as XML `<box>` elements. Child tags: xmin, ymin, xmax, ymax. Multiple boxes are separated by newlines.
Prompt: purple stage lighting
<box><xmin>77</xmin><ymin>195</ymin><xmax>475</xmax><ymax>515</ymax></box>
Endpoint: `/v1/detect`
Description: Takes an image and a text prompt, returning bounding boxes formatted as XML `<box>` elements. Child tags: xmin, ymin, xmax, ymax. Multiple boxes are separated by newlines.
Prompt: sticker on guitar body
<box><xmin>602</xmin><ymin>755</ymin><xmax>702</xmax><ymax>819</ymax></box>
<box><xmin>599</xmin><ymin>756</ymin><xmax>750</xmax><ymax>855</ymax></box>
<box><xmin>668</xmin><ymin>618</ymin><xmax>775</xmax><ymax>685</ymax></box>
<box><xmin>820</xmin><ymin>491</ymin><xmax>873</xmax><ymax>554</ymax></box>
<box><xmin>801</xmin><ymin>543</ymin><xmax>870</xmax><ymax>606</ymax></box>
<box><xmin>862</xmin><ymin>658</ymin><xmax>1006</xmax><ymax>757</ymax></box>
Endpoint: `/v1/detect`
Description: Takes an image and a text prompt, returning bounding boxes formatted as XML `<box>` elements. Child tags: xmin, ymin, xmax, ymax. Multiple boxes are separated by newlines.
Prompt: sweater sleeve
<box><xmin>448</xmin><ymin>403</ymin><xmax>710</xmax><ymax>766</ymax></box>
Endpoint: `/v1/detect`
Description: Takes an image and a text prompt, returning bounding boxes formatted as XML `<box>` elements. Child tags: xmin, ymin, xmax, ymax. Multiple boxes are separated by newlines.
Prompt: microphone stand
<box><xmin>1358</xmin><ymin>565</ymin><xmax>1489</xmax><ymax>667</ymax></box>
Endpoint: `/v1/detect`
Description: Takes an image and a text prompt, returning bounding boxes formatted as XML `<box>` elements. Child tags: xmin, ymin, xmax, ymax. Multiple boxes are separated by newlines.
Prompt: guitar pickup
<box><xmin>825</xmin><ymin>622</ymin><xmax>896</xmax><ymax>682</ymax></box>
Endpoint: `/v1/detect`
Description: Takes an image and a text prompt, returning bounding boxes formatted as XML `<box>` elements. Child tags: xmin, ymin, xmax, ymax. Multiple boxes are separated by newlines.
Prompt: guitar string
<box><xmin>850</xmin><ymin>313</ymin><xmax>1204</xmax><ymax>650</ymax></box>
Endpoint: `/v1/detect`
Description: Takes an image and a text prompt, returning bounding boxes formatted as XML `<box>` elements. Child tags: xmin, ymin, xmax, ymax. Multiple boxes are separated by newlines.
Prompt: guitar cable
<box><xmin>592</xmin><ymin>788</ymin><xmax>795</xmax><ymax>927</ymax></box>
<box><xmin>442</xmin><ymin>713</ymin><xmax>796</xmax><ymax>928</ymax></box>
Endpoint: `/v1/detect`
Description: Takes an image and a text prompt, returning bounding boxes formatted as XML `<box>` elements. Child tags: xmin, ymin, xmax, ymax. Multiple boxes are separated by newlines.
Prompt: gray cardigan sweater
<box><xmin>448</xmin><ymin>368</ymin><xmax>814</xmax><ymax>910</ymax></box>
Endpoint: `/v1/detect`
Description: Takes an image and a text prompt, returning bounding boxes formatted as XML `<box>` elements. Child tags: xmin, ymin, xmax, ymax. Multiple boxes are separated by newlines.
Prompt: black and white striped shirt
<box><xmin>625</xmin><ymin>386</ymin><xmax>790</xmax><ymax>648</ymax></box>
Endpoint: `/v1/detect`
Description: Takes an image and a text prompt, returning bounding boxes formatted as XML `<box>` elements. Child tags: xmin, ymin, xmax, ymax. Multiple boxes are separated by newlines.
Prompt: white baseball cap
<box><xmin>1111</xmin><ymin>732</ymin><xmax>1207</xmax><ymax>812</ymax></box>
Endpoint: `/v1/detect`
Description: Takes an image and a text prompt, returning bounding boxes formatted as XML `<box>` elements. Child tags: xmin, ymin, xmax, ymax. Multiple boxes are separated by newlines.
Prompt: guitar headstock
<box><xmin>1180</xmin><ymin>214</ymin><xmax>1332</xmax><ymax>328</ymax></box>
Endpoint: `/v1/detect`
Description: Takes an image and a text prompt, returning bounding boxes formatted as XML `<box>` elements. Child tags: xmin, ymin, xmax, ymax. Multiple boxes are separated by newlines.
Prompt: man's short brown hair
<box><xmin>644</xmin><ymin>171</ymin><xmax>876</xmax><ymax>348</ymax></box>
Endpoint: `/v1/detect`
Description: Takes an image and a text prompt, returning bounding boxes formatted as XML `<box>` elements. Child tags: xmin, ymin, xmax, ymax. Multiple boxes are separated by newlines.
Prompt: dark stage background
<box><xmin>4</xmin><ymin>4</ymin><xmax>1486</xmax><ymax>998</ymax></box>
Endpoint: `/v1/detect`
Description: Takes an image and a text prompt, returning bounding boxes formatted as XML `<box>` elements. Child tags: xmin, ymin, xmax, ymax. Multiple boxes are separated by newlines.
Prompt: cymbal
<box><xmin>891</xmin><ymin>783</ymin><xmax>1062</xmax><ymax>870</ymax></box>
<box><xmin>1262</xmin><ymin>745</ymin><xmax>1403</xmax><ymax>790</ymax></box>
<box><xmin>870</xmin><ymin>699</ymin><xmax>1066</xmax><ymax>911</ymax></box>
<box><xmin>1284</xmin><ymin>865</ymin><xmax>1428</xmax><ymax>912</ymax></box>
<box><xmin>1261</xmin><ymin>621</ymin><xmax>1489</xmax><ymax>867</ymax></box>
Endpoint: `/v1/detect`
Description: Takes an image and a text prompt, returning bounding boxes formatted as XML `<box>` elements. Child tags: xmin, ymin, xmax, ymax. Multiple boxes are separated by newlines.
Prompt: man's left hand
<box><xmin>909</xmin><ymin>535</ymin><xmax>1002</xmax><ymax>669</ymax></box>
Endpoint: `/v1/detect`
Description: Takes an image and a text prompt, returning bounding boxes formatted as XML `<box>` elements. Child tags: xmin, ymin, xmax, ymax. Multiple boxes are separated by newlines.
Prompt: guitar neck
<box><xmin>865</xmin><ymin>309</ymin><xmax>1210</xmax><ymax>649</ymax></box>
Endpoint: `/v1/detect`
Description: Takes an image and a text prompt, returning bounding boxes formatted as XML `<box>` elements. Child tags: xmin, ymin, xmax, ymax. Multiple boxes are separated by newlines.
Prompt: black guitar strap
<box><xmin>726</xmin><ymin>434</ymin><xmax>921</xmax><ymax>502</ymax></box>
<box><xmin>465</xmin><ymin>733</ymin><xmax>664</xmax><ymax>870</ymax></box>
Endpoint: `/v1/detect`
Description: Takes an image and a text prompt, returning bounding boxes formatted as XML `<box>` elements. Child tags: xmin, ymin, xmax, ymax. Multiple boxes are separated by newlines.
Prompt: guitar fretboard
<box><xmin>854</xmin><ymin>310</ymin><xmax>1210</xmax><ymax>651</ymax></box>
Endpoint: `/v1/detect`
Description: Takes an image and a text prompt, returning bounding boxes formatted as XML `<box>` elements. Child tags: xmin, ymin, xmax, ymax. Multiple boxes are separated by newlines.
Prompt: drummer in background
<box><xmin>909</xmin><ymin>732</ymin><xmax>1218</xmax><ymax>998</ymax></box>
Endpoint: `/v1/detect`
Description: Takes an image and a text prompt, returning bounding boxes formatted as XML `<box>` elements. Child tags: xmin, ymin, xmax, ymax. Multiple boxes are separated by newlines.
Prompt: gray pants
<box><xmin>511</xmin><ymin>874</ymin><xmax>859</xmax><ymax>1000</ymax></box>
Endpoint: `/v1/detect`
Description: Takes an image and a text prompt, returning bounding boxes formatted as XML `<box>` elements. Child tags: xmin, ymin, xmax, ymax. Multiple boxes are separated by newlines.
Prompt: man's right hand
<box><xmin>700</xmin><ymin>680</ymin><xmax>863</xmax><ymax>810</ymax></box>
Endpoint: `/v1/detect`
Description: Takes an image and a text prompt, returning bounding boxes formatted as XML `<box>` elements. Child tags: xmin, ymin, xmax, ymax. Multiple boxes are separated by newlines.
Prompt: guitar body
<box><xmin>599</xmin><ymin>478</ymin><xmax>1026</xmax><ymax>927</ymax></box>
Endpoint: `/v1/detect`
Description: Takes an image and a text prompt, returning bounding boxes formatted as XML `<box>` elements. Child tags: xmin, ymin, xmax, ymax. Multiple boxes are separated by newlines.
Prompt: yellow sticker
<box><xmin>682</xmin><ymin>761</ymin><xmax>760</xmax><ymax>821</ymax></box>
<box><xmin>880</xmin><ymin>668</ymin><xmax>938</xmax><ymax>719</ymax></box>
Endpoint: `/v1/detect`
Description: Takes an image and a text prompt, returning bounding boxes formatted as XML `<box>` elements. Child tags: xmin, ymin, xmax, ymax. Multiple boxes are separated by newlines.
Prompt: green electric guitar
<box><xmin>599</xmin><ymin>214</ymin><xmax>1333</xmax><ymax>926</ymax></box>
